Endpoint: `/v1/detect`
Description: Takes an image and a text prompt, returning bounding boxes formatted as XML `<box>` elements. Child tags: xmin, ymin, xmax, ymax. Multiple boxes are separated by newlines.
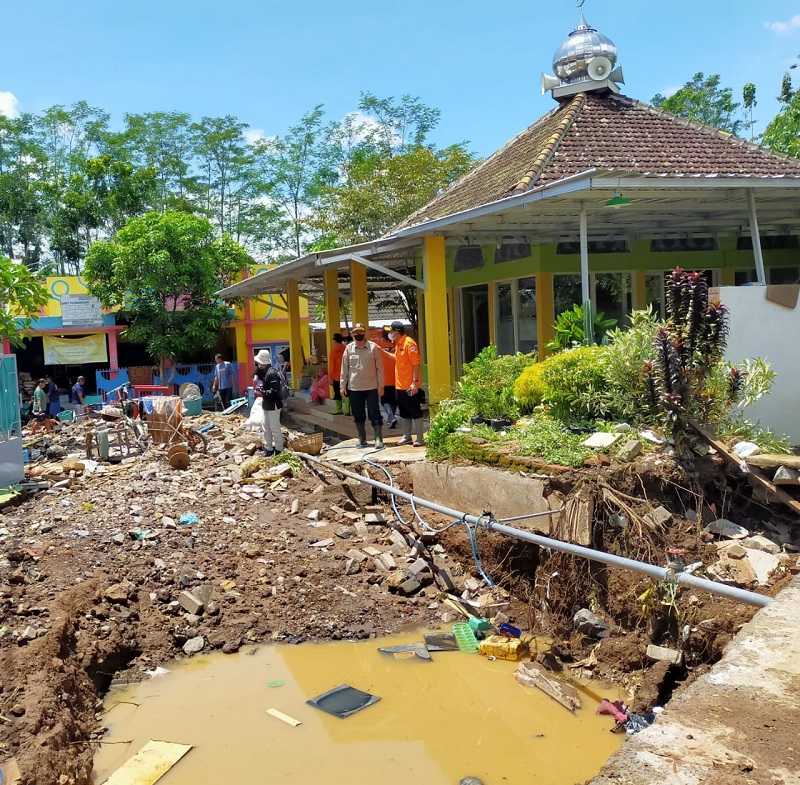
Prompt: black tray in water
<box><xmin>306</xmin><ymin>684</ymin><xmax>381</xmax><ymax>719</ymax></box>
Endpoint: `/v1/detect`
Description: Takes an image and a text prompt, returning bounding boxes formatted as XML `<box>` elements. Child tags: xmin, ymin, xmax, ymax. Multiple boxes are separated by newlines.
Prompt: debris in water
<box><xmin>267</xmin><ymin>680</ymin><xmax>286</xmax><ymax>688</ymax></box>
<box><xmin>99</xmin><ymin>740</ymin><xmax>192</xmax><ymax>785</ymax></box>
<box><xmin>267</xmin><ymin>708</ymin><xmax>302</xmax><ymax>727</ymax></box>
<box><xmin>378</xmin><ymin>643</ymin><xmax>431</xmax><ymax>661</ymax></box>
<box><xmin>307</xmin><ymin>684</ymin><xmax>380</xmax><ymax>719</ymax></box>
<box><xmin>479</xmin><ymin>635</ymin><xmax>527</xmax><ymax>662</ymax></box>
<box><xmin>515</xmin><ymin>661</ymin><xmax>582</xmax><ymax>712</ymax></box>
<box><xmin>424</xmin><ymin>633</ymin><xmax>459</xmax><ymax>651</ymax></box>
<box><xmin>452</xmin><ymin>622</ymin><xmax>480</xmax><ymax>652</ymax></box>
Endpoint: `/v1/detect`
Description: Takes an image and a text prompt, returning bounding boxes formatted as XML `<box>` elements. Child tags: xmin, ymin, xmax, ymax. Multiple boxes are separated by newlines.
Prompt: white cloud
<box><xmin>660</xmin><ymin>85</ymin><xmax>680</xmax><ymax>99</ymax></box>
<box><xmin>0</xmin><ymin>91</ymin><xmax>20</xmax><ymax>118</ymax></box>
<box><xmin>244</xmin><ymin>127</ymin><xmax>274</xmax><ymax>145</ymax></box>
<box><xmin>765</xmin><ymin>14</ymin><xmax>800</xmax><ymax>34</ymax></box>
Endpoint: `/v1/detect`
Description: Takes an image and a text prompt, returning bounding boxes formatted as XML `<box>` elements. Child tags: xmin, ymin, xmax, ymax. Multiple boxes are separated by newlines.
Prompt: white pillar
<box><xmin>579</xmin><ymin>203</ymin><xmax>594</xmax><ymax>344</ymax></box>
<box><xmin>747</xmin><ymin>190</ymin><xmax>767</xmax><ymax>285</ymax></box>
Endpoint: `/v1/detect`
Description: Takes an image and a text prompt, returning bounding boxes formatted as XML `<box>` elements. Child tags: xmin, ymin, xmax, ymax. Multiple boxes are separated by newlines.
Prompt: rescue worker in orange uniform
<box><xmin>389</xmin><ymin>320</ymin><xmax>424</xmax><ymax>446</ymax></box>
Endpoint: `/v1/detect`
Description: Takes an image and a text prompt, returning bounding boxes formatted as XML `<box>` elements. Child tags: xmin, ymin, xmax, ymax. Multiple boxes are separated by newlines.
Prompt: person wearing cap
<box><xmin>388</xmin><ymin>321</ymin><xmax>424</xmax><ymax>446</ymax></box>
<box><xmin>340</xmin><ymin>323</ymin><xmax>384</xmax><ymax>448</ymax></box>
<box><xmin>253</xmin><ymin>349</ymin><xmax>284</xmax><ymax>455</ymax></box>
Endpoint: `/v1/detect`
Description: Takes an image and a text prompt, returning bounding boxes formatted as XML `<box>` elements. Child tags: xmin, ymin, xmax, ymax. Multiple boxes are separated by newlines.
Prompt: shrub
<box><xmin>546</xmin><ymin>304</ymin><xmax>618</xmax><ymax>352</ymax></box>
<box><xmin>539</xmin><ymin>345</ymin><xmax>608</xmax><ymax>420</ymax></box>
<box><xmin>513</xmin><ymin>362</ymin><xmax>546</xmax><ymax>412</ymax></box>
<box><xmin>599</xmin><ymin>307</ymin><xmax>662</xmax><ymax>421</ymax></box>
<box><xmin>426</xmin><ymin>399</ymin><xmax>476</xmax><ymax>460</ymax></box>
<box><xmin>457</xmin><ymin>346</ymin><xmax>535</xmax><ymax>421</ymax></box>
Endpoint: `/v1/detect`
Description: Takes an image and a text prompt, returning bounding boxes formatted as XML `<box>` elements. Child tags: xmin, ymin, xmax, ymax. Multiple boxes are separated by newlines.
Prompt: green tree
<box><xmin>779</xmin><ymin>73</ymin><xmax>796</xmax><ymax>105</ymax></box>
<box><xmin>254</xmin><ymin>106</ymin><xmax>332</xmax><ymax>258</ymax></box>
<box><xmin>0</xmin><ymin>256</ymin><xmax>48</xmax><ymax>345</ymax></box>
<box><xmin>652</xmin><ymin>73</ymin><xmax>743</xmax><ymax>134</ymax></box>
<box><xmin>742</xmin><ymin>82</ymin><xmax>757</xmax><ymax>142</ymax></box>
<box><xmin>763</xmin><ymin>90</ymin><xmax>800</xmax><ymax>159</ymax></box>
<box><xmin>84</xmin><ymin>211</ymin><xmax>251</xmax><ymax>363</ymax></box>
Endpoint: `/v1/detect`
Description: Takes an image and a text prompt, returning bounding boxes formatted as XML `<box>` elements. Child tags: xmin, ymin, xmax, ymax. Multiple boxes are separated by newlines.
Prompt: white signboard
<box><xmin>61</xmin><ymin>294</ymin><xmax>103</xmax><ymax>327</ymax></box>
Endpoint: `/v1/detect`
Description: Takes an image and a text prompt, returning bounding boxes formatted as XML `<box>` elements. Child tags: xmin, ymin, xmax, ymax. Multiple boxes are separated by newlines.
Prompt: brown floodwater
<box><xmin>93</xmin><ymin>633</ymin><xmax>622</xmax><ymax>785</ymax></box>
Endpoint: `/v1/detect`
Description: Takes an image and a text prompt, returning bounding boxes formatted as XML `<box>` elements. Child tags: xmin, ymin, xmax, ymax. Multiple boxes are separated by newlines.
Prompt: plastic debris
<box><xmin>452</xmin><ymin>622</ymin><xmax>480</xmax><ymax>653</ymax></box>
<box><xmin>424</xmin><ymin>633</ymin><xmax>459</xmax><ymax>651</ymax></box>
<box><xmin>267</xmin><ymin>680</ymin><xmax>286</xmax><ymax>688</ymax></box>
<box><xmin>99</xmin><ymin>740</ymin><xmax>192</xmax><ymax>785</ymax></box>
<box><xmin>179</xmin><ymin>512</ymin><xmax>199</xmax><ymax>526</ymax></box>
<box><xmin>266</xmin><ymin>708</ymin><xmax>302</xmax><ymax>727</ymax></box>
<box><xmin>378</xmin><ymin>643</ymin><xmax>431</xmax><ymax>661</ymax></box>
<box><xmin>307</xmin><ymin>684</ymin><xmax>380</xmax><ymax>718</ymax></box>
<box><xmin>515</xmin><ymin>662</ymin><xmax>581</xmax><ymax>712</ymax></box>
<box><xmin>467</xmin><ymin>616</ymin><xmax>492</xmax><ymax>638</ymax></box>
<box><xmin>479</xmin><ymin>635</ymin><xmax>527</xmax><ymax>661</ymax></box>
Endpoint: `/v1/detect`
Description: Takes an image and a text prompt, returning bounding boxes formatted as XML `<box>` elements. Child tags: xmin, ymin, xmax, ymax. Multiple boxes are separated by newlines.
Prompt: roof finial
<box><xmin>577</xmin><ymin>0</ymin><xmax>590</xmax><ymax>29</ymax></box>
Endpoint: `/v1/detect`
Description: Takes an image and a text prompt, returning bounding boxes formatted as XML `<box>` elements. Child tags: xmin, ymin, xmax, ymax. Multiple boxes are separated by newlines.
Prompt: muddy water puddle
<box><xmin>94</xmin><ymin>633</ymin><xmax>621</xmax><ymax>784</ymax></box>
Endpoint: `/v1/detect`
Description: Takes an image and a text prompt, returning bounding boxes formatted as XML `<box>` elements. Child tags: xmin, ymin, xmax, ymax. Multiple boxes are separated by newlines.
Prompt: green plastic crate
<box><xmin>452</xmin><ymin>622</ymin><xmax>480</xmax><ymax>653</ymax></box>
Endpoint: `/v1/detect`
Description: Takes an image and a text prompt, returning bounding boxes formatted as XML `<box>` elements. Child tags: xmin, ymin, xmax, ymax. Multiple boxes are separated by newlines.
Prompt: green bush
<box><xmin>599</xmin><ymin>308</ymin><xmax>662</xmax><ymax>421</ymax></box>
<box><xmin>513</xmin><ymin>362</ymin><xmax>547</xmax><ymax>412</ymax></box>
<box><xmin>547</xmin><ymin>304</ymin><xmax>617</xmax><ymax>352</ymax></box>
<box><xmin>539</xmin><ymin>345</ymin><xmax>608</xmax><ymax>421</ymax></box>
<box><xmin>426</xmin><ymin>399</ymin><xmax>476</xmax><ymax>460</ymax></box>
<box><xmin>456</xmin><ymin>346</ymin><xmax>535</xmax><ymax>421</ymax></box>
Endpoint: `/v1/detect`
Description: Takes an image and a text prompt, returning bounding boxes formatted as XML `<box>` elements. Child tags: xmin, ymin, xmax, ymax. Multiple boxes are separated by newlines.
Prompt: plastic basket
<box><xmin>452</xmin><ymin>622</ymin><xmax>480</xmax><ymax>653</ymax></box>
<box><xmin>288</xmin><ymin>431</ymin><xmax>323</xmax><ymax>455</ymax></box>
<box><xmin>183</xmin><ymin>397</ymin><xmax>202</xmax><ymax>416</ymax></box>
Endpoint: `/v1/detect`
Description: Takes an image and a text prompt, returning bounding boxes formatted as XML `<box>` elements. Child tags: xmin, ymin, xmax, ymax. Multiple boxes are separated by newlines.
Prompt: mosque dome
<box><xmin>552</xmin><ymin>13</ymin><xmax>618</xmax><ymax>85</ymax></box>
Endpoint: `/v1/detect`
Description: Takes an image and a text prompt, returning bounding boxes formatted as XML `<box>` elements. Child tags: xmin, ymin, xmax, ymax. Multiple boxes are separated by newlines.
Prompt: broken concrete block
<box><xmin>645</xmin><ymin>506</ymin><xmax>672</xmax><ymax>528</ymax></box>
<box><xmin>464</xmin><ymin>576</ymin><xmax>483</xmax><ymax>593</ymax></box>
<box><xmin>704</xmin><ymin>519</ymin><xmax>748</xmax><ymax>539</ymax></box>
<box><xmin>722</xmin><ymin>543</ymin><xmax>747</xmax><ymax>559</ymax></box>
<box><xmin>178</xmin><ymin>591</ymin><xmax>204</xmax><ymax>615</ymax></box>
<box><xmin>346</xmin><ymin>548</ymin><xmax>368</xmax><ymax>563</ymax></box>
<box><xmin>573</xmin><ymin>608</ymin><xmax>609</xmax><ymax>639</ymax></box>
<box><xmin>290</xmin><ymin>498</ymin><xmax>300</xmax><ymax>515</ymax></box>
<box><xmin>646</xmin><ymin>644</ymin><xmax>683</xmax><ymax>665</ymax></box>
<box><xmin>733</xmin><ymin>441</ymin><xmax>760</xmax><ymax>459</ymax></box>
<box><xmin>344</xmin><ymin>558</ymin><xmax>360</xmax><ymax>575</ymax></box>
<box><xmin>364</xmin><ymin>512</ymin><xmax>386</xmax><ymax>525</ymax></box>
<box><xmin>582</xmin><ymin>432</ymin><xmax>620</xmax><ymax>449</ymax></box>
<box><xmin>617</xmin><ymin>439</ymin><xmax>642</xmax><ymax>462</ymax></box>
<box><xmin>267</xmin><ymin>462</ymin><xmax>292</xmax><ymax>478</ymax></box>
<box><xmin>743</xmin><ymin>548</ymin><xmax>781</xmax><ymax>585</ymax></box>
<box><xmin>353</xmin><ymin>521</ymin><xmax>369</xmax><ymax>537</ymax></box>
<box><xmin>306</xmin><ymin>509</ymin><xmax>321</xmax><ymax>522</ymax></box>
<box><xmin>407</xmin><ymin>558</ymin><xmax>432</xmax><ymax>580</ymax></box>
<box><xmin>183</xmin><ymin>635</ymin><xmax>205</xmax><ymax>655</ymax></box>
<box><xmin>309</xmin><ymin>538</ymin><xmax>334</xmax><ymax>548</ymax></box>
<box><xmin>362</xmin><ymin>545</ymin><xmax>382</xmax><ymax>557</ymax></box>
<box><xmin>741</xmin><ymin>535</ymin><xmax>781</xmax><ymax>555</ymax></box>
<box><xmin>773</xmin><ymin>466</ymin><xmax>800</xmax><ymax>486</ymax></box>
<box><xmin>389</xmin><ymin>530</ymin><xmax>407</xmax><ymax>549</ymax></box>
<box><xmin>372</xmin><ymin>552</ymin><xmax>396</xmax><ymax>572</ymax></box>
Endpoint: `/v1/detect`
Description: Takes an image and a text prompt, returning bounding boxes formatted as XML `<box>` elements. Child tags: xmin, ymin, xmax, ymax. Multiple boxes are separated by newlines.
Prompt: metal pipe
<box><xmin>300</xmin><ymin>453</ymin><xmax>772</xmax><ymax>608</ymax></box>
<box><xmin>747</xmin><ymin>189</ymin><xmax>767</xmax><ymax>285</ymax></box>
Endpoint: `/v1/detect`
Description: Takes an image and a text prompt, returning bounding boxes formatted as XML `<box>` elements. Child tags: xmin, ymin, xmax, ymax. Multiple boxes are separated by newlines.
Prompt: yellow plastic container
<box><xmin>478</xmin><ymin>635</ymin><xmax>528</xmax><ymax>662</ymax></box>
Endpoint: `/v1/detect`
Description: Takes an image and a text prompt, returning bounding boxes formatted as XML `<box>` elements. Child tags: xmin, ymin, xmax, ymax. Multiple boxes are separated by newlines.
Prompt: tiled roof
<box><xmin>395</xmin><ymin>92</ymin><xmax>800</xmax><ymax>230</ymax></box>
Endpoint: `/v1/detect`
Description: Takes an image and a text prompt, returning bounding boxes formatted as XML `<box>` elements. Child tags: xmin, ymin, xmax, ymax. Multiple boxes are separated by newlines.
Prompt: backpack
<box><xmin>277</xmin><ymin>366</ymin><xmax>291</xmax><ymax>401</ymax></box>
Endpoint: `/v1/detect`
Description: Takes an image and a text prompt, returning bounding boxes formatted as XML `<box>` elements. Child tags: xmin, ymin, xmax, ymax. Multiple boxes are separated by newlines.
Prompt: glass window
<box><xmin>517</xmin><ymin>277</ymin><xmax>537</xmax><ymax>354</ymax></box>
<box><xmin>594</xmin><ymin>273</ymin><xmax>632</xmax><ymax>328</ymax></box>
<box><xmin>495</xmin><ymin>240</ymin><xmax>531</xmax><ymax>263</ymax></box>
<box><xmin>769</xmin><ymin>266</ymin><xmax>800</xmax><ymax>284</ymax></box>
<box><xmin>454</xmin><ymin>245</ymin><xmax>484</xmax><ymax>271</ymax></box>
<box><xmin>650</xmin><ymin>237</ymin><xmax>717</xmax><ymax>252</ymax></box>
<box><xmin>554</xmin><ymin>274</ymin><xmax>582</xmax><ymax>315</ymax></box>
<box><xmin>496</xmin><ymin>283</ymin><xmax>515</xmax><ymax>356</ymax></box>
<box><xmin>645</xmin><ymin>273</ymin><xmax>664</xmax><ymax>317</ymax></box>
<box><xmin>460</xmin><ymin>285</ymin><xmax>490</xmax><ymax>364</ymax></box>
<box><xmin>737</xmin><ymin>235</ymin><xmax>799</xmax><ymax>251</ymax></box>
<box><xmin>735</xmin><ymin>269</ymin><xmax>758</xmax><ymax>286</ymax></box>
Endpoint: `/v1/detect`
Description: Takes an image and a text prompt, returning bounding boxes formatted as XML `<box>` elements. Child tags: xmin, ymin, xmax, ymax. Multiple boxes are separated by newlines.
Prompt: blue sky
<box><xmin>3</xmin><ymin>1</ymin><xmax>800</xmax><ymax>156</ymax></box>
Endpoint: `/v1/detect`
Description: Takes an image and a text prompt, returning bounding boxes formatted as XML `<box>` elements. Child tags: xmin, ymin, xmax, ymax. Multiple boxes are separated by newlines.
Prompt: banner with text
<box><xmin>43</xmin><ymin>334</ymin><xmax>108</xmax><ymax>365</ymax></box>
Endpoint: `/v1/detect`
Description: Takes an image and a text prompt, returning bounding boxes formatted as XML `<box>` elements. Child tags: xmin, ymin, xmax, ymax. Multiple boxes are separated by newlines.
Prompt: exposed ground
<box><xmin>1</xmin><ymin>413</ymin><xmax>798</xmax><ymax>784</ymax></box>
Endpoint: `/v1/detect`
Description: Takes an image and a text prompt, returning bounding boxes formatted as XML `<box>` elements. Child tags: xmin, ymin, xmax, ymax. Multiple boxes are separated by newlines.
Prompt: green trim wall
<box><xmin>446</xmin><ymin>237</ymin><xmax>800</xmax><ymax>288</ymax></box>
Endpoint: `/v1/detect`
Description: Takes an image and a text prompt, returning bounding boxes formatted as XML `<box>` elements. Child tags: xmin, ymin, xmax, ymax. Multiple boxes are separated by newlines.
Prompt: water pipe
<box><xmin>299</xmin><ymin>452</ymin><xmax>773</xmax><ymax>609</ymax></box>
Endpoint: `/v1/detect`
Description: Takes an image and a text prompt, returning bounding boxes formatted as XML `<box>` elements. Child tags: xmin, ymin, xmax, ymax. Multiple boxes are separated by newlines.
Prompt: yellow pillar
<box><xmin>423</xmin><ymin>235</ymin><xmax>451</xmax><ymax>403</ymax></box>
<box><xmin>324</xmin><ymin>268</ymin><xmax>340</xmax><ymax>395</ymax></box>
<box><xmin>487</xmin><ymin>281</ymin><xmax>497</xmax><ymax>346</ymax></box>
<box><xmin>448</xmin><ymin>288</ymin><xmax>459</xmax><ymax>382</ymax></box>
<box><xmin>536</xmin><ymin>272</ymin><xmax>555</xmax><ymax>359</ymax></box>
<box><xmin>632</xmin><ymin>271</ymin><xmax>647</xmax><ymax>310</ymax></box>
<box><xmin>720</xmin><ymin>268</ymin><xmax>735</xmax><ymax>286</ymax></box>
<box><xmin>286</xmin><ymin>279</ymin><xmax>303</xmax><ymax>390</ymax></box>
<box><xmin>350</xmin><ymin>261</ymin><xmax>369</xmax><ymax>327</ymax></box>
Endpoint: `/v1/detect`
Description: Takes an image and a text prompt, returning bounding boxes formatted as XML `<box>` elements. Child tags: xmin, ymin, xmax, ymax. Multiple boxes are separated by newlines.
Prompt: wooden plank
<box><xmin>515</xmin><ymin>662</ymin><xmax>581</xmax><ymax>712</ymax></box>
<box><xmin>688</xmin><ymin>421</ymin><xmax>800</xmax><ymax>517</ymax></box>
<box><xmin>746</xmin><ymin>453</ymin><xmax>800</xmax><ymax>471</ymax></box>
<box><xmin>101</xmin><ymin>741</ymin><xmax>192</xmax><ymax>785</ymax></box>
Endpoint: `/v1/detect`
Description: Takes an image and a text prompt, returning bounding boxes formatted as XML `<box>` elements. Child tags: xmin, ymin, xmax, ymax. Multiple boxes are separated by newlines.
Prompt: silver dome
<box><xmin>553</xmin><ymin>13</ymin><xmax>618</xmax><ymax>84</ymax></box>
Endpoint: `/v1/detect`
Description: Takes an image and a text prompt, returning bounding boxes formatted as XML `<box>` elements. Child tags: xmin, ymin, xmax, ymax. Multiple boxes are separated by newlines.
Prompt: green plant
<box><xmin>717</xmin><ymin>416</ymin><xmax>791</xmax><ymax>454</ymax></box>
<box><xmin>599</xmin><ymin>307</ymin><xmax>662</xmax><ymax>421</ymax></box>
<box><xmin>513</xmin><ymin>362</ymin><xmax>546</xmax><ymax>412</ymax></box>
<box><xmin>547</xmin><ymin>304</ymin><xmax>617</xmax><ymax>352</ymax></box>
<box><xmin>538</xmin><ymin>345</ymin><xmax>608</xmax><ymax>421</ymax></box>
<box><xmin>426</xmin><ymin>399</ymin><xmax>476</xmax><ymax>460</ymax></box>
<box><xmin>0</xmin><ymin>257</ymin><xmax>49</xmax><ymax>346</ymax></box>
<box><xmin>511</xmin><ymin>414</ymin><xmax>591</xmax><ymax>467</ymax></box>
<box><xmin>456</xmin><ymin>346</ymin><xmax>535</xmax><ymax>421</ymax></box>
